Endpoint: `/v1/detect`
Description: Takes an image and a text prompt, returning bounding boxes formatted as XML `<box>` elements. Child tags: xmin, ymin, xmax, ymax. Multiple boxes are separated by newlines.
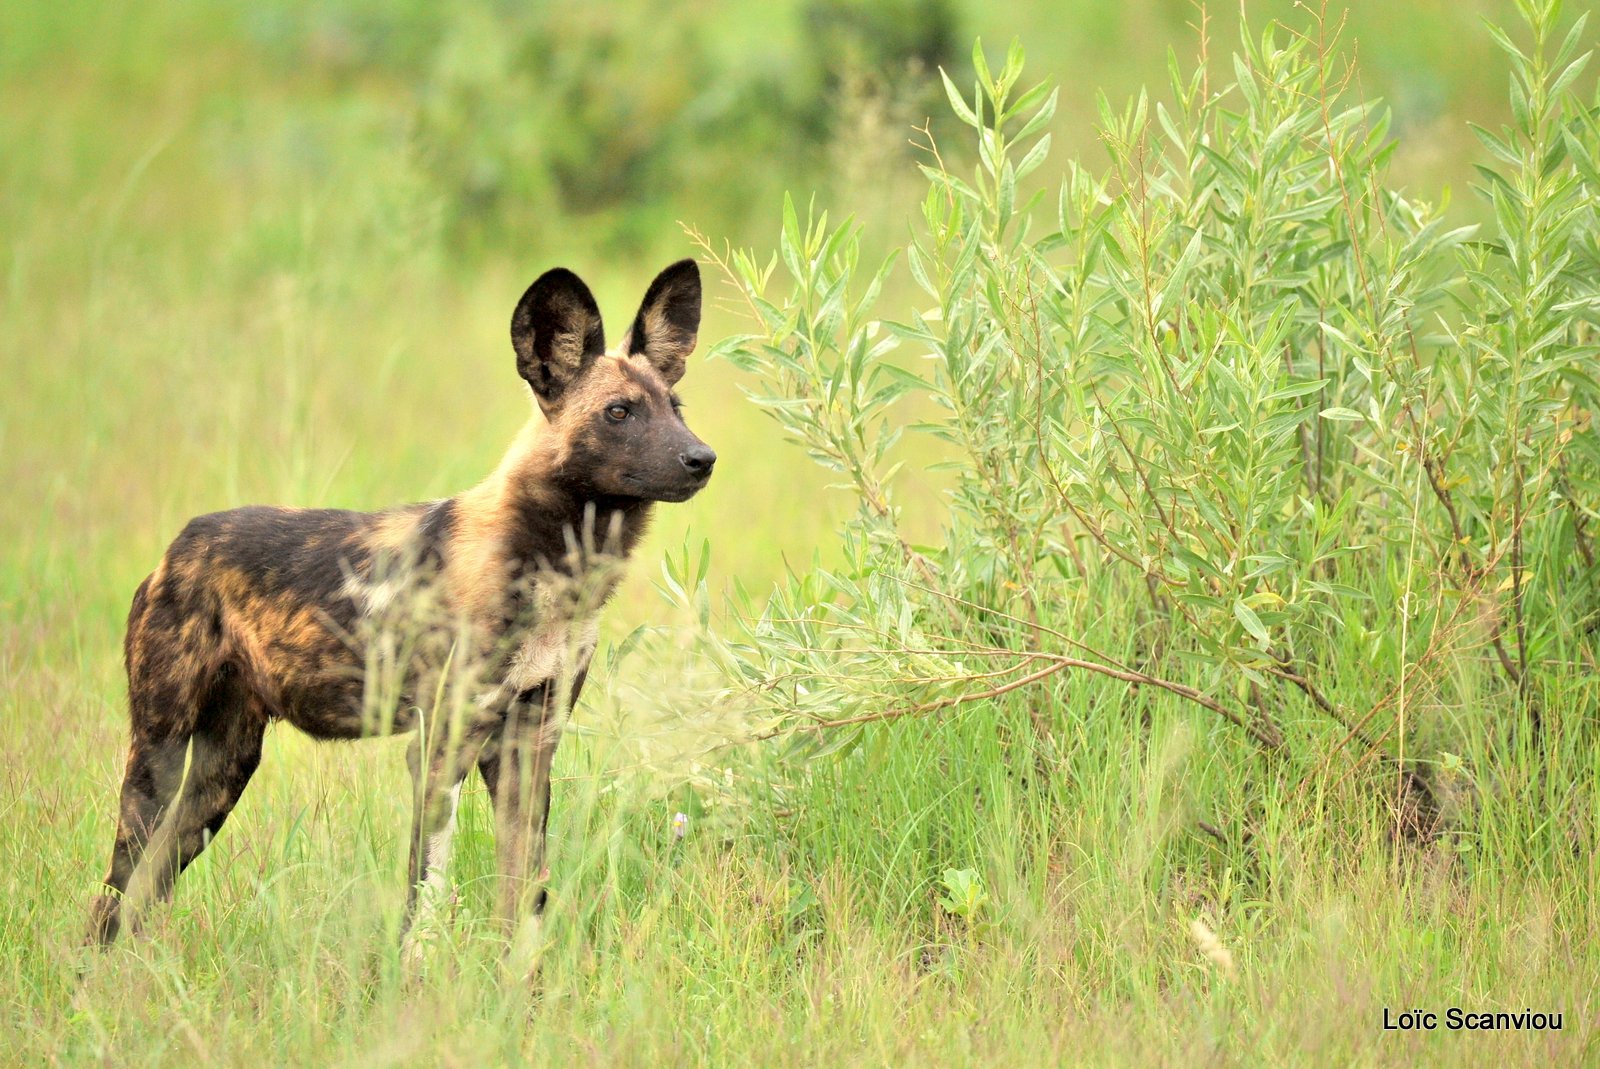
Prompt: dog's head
<box><xmin>511</xmin><ymin>259</ymin><xmax>714</xmax><ymax>503</ymax></box>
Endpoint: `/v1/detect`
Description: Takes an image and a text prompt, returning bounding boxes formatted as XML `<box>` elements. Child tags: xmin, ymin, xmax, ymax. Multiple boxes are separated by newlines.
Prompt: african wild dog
<box><xmin>87</xmin><ymin>260</ymin><xmax>714</xmax><ymax>958</ymax></box>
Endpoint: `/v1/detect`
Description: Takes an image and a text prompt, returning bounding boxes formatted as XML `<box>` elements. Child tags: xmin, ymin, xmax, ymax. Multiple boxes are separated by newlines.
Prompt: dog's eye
<box><xmin>606</xmin><ymin>404</ymin><xmax>630</xmax><ymax>422</ymax></box>
<box><xmin>670</xmin><ymin>397</ymin><xmax>684</xmax><ymax>412</ymax></box>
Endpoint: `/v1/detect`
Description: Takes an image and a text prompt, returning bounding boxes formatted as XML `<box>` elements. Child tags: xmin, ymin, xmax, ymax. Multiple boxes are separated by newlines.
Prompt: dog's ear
<box><xmin>511</xmin><ymin>268</ymin><xmax>606</xmax><ymax>409</ymax></box>
<box><xmin>623</xmin><ymin>259</ymin><xmax>701</xmax><ymax>387</ymax></box>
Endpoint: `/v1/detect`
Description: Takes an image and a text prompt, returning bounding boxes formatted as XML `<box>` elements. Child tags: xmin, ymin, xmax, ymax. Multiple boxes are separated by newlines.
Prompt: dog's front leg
<box><xmin>400</xmin><ymin>701</ymin><xmax>497</xmax><ymax>969</ymax></box>
<box><xmin>481</xmin><ymin>669</ymin><xmax>585</xmax><ymax>976</ymax></box>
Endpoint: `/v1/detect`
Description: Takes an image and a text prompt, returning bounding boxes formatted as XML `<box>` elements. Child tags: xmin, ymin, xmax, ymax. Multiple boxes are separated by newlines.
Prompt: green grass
<box><xmin>4</xmin><ymin>2</ymin><xmax>1596</xmax><ymax>1065</ymax></box>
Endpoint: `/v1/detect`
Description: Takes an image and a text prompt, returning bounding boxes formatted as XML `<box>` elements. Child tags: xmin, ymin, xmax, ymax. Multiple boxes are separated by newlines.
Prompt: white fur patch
<box><xmin>423</xmin><ymin>782</ymin><xmax>462</xmax><ymax>892</ymax></box>
<box><xmin>505</xmin><ymin>620</ymin><xmax>598</xmax><ymax>688</ymax></box>
<box><xmin>341</xmin><ymin>571</ymin><xmax>406</xmax><ymax>618</ymax></box>
<box><xmin>401</xmin><ymin>782</ymin><xmax>462</xmax><ymax>973</ymax></box>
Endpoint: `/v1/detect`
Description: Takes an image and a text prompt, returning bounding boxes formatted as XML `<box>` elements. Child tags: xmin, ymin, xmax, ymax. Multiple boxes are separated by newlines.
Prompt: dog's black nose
<box><xmin>680</xmin><ymin>445</ymin><xmax>717</xmax><ymax>477</ymax></box>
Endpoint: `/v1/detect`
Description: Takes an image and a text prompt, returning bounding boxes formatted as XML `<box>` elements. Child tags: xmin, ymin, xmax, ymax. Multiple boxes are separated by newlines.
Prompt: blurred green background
<box><xmin>0</xmin><ymin>0</ymin><xmax>1524</xmax><ymax>621</ymax></box>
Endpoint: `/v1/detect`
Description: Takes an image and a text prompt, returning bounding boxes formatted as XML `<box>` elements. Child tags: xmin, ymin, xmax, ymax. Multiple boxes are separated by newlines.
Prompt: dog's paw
<box><xmin>503</xmin><ymin>913</ymin><xmax>546</xmax><ymax>987</ymax></box>
<box><xmin>399</xmin><ymin>887</ymin><xmax>457</xmax><ymax>977</ymax></box>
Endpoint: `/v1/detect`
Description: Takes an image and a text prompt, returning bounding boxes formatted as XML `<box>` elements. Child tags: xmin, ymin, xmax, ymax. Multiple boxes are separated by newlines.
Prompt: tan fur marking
<box><xmin>370</xmin><ymin>509</ymin><xmax>424</xmax><ymax>555</ymax></box>
<box><xmin>548</xmin><ymin>356</ymin><xmax>652</xmax><ymax>424</ymax></box>
<box><xmin>543</xmin><ymin>292</ymin><xmax>596</xmax><ymax>381</ymax></box>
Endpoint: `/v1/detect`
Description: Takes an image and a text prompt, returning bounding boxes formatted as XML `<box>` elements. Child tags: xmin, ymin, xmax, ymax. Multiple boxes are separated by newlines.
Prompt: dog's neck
<box><xmin>457</xmin><ymin>414</ymin><xmax>655</xmax><ymax>577</ymax></box>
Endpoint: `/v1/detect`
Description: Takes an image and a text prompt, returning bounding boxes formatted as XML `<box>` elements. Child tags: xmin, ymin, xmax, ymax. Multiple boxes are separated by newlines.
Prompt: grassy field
<box><xmin>3</xmin><ymin>2</ymin><xmax>1597</xmax><ymax>1065</ymax></box>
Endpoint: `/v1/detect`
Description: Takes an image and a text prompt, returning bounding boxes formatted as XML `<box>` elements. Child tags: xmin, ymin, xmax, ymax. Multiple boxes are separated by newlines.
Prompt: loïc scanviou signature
<box><xmin>1382</xmin><ymin>1007</ymin><xmax>1563</xmax><ymax>1032</ymax></box>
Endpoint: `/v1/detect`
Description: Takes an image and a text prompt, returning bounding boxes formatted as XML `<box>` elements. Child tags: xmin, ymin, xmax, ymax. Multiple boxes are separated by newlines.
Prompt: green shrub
<box><xmin>702</xmin><ymin>2</ymin><xmax>1600</xmax><ymax>859</ymax></box>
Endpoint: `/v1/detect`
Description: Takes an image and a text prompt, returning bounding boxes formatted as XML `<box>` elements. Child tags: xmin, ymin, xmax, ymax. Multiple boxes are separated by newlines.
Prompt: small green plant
<box><xmin>935</xmin><ymin>867</ymin><xmax>989</xmax><ymax>924</ymax></box>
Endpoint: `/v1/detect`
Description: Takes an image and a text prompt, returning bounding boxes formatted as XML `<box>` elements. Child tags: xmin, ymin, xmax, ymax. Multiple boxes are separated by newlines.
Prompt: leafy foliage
<box><xmin>704</xmin><ymin>4</ymin><xmax>1600</xmax><ymax>851</ymax></box>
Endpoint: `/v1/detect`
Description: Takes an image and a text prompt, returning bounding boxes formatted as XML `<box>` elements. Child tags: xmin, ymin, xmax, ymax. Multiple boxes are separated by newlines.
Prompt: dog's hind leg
<box><xmin>87</xmin><ymin>725</ymin><xmax>190</xmax><ymax>945</ymax></box>
<box><xmin>91</xmin><ymin>670</ymin><xmax>265</xmax><ymax>944</ymax></box>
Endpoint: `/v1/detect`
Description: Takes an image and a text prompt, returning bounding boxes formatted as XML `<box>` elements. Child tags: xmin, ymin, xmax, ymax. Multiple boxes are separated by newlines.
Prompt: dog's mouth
<box><xmin>653</xmin><ymin>473</ymin><xmax>712</xmax><ymax>503</ymax></box>
<box><xmin>621</xmin><ymin>471</ymin><xmax>712</xmax><ymax>503</ymax></box>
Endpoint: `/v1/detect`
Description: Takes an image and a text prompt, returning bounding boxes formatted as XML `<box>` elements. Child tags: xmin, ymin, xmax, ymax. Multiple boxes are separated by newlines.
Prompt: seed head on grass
<box><xmin>1187</xmin><ymin>917</ymin><xmax>1237</xmax><ymax>981</ymax></box>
